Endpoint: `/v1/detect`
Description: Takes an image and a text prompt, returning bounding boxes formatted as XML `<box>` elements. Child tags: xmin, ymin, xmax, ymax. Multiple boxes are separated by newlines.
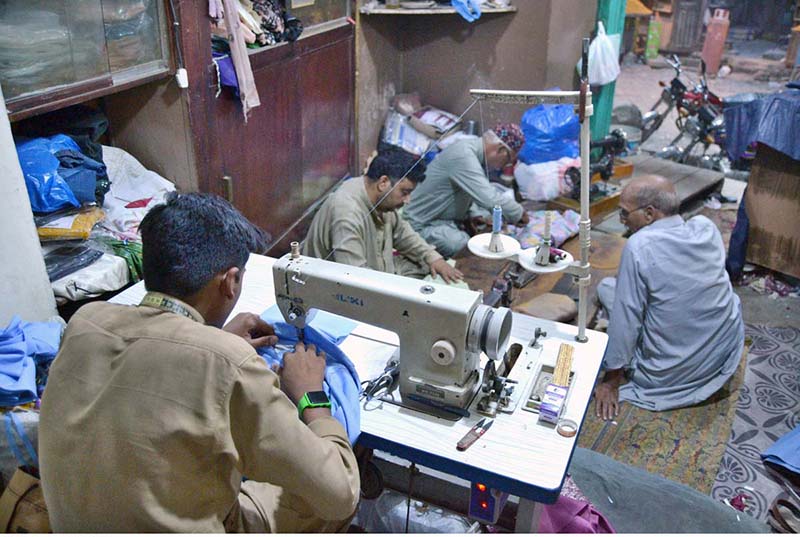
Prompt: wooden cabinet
<box><xmin>204</xmin><ymin>25</ymin><xmax>355</xmax><ymax>245</ymax></box>
<box><xmin>106</xmin><ymin>3</ymin><xmax>356</xmax><ymax>254</ymax></box>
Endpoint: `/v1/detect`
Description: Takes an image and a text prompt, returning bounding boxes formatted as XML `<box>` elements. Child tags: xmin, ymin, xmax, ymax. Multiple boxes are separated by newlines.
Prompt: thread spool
<box><xmin>492</xmin><ymin>205</ymin><xmax>502</xmax><ymax>234</ymax></box>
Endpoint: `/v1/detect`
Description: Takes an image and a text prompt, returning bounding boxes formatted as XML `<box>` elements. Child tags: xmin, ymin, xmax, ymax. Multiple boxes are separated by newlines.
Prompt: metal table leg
<box><xmin>515</xmin><ymin>498</ymin><xmax>544</xmax><ymax>533</ymax></box>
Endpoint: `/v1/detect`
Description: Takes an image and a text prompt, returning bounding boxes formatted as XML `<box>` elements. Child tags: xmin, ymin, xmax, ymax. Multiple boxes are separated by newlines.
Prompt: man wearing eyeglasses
<box><xmin>404</xmin><ymin>123</ymin><xmax>530</xmax><ymax>258</ymax></box>
<box><xmin>594</xmin><ymin>175</ymin><xmax>744</xmax><ymax>420</ymax></box>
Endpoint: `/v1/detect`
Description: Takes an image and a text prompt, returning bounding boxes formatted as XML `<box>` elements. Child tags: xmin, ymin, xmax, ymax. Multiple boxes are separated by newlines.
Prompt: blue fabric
<box><xmin>4</xmin><ymin>412</ymin><xmax>38</xmax><ymax>468</ymax></box>
<box><xmin>762</xmin><ymin>425</ymin><xmax>800</xmax><ymax>476</ymax></box>
<box><xmin>723</xmin><ymin>91</ymin><xmax>800</xmax><ymax>161</ymax></box>
<box><xmin>55</xmin><ymin>149</ymin><xmax>108</xmax><ymax>204</ymax></box>
<box><xmin>261</xmin><ymin>305</ymin><xmax>357</xmax><ymax>344</ymax></box>
<box><xmin>259</xmin><ymin>307</ymin><xmax>360</xmax><ymax>444</ymax></box>
<box><xmin>0</xmin><ymin>316</ymin><xmax>62</xmax><ymax>407</ymax></box>
<box><xmin>212</xmin><ymin>52</ymin><xmax>240</xmax><ymax>97</ymax></box>
<box><xmin>451</xmin><ymin>0</ymin><xmax>481</xmax><ymax>22</ymax></box>
<box><xmin>725</xmin><ymin>185</ymin><xmax>750</xmax><ymax>280</ymax></box>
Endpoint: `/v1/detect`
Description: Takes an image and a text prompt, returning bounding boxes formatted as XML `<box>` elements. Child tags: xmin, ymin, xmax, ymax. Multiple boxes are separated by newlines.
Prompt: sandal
<box><xmin>768</xmin><ymin>493</ymin><xmax>800</xmax><ymax>534</ymax></box>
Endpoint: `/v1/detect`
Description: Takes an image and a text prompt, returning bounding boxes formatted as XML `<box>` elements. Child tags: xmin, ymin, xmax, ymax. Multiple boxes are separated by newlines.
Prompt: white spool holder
<box><xmin>467</xmin><ymin>233</ymin><xmax>521</xmax><ymax>260</ymax></box>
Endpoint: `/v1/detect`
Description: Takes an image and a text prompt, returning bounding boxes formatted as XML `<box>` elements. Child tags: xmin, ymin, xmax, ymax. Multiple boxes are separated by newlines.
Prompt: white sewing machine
<box><xmin>273</xmin><ymin>244</ymin><xmax>513</xmax><ymax>413</ymax></box>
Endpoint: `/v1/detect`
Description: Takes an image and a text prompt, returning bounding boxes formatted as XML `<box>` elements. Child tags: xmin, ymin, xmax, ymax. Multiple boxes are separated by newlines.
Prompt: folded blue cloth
<box><xmin>0</xmin><ymin>316</ymin><xmax>62</xmax><ymax>407</ymax></box>
<box><xmin>762</xmin><ymin>425</ymin><xmax>800</xmax><ymax>476</ymax></box>
<box><xmin>259</xmin><ymin>307</ymin><xmax>360</xmax><ymax>444</ymax></box>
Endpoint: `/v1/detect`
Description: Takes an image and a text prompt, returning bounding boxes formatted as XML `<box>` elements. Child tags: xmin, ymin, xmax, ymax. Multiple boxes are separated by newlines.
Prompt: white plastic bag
<box><xmin>514</xmin><ymin>157</ymin><xmax>580</xmax><ymax>201</ymax></box>
<box><xmin>579</xmin><ymin>22</ymin><xmax>620</xmax><ymax>86</ymax></box>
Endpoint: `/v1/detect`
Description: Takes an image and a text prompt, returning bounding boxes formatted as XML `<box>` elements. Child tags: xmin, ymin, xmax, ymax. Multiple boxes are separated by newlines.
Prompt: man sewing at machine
<box><xmin>39</xmin><ymin>193</ymin><xmax>360</xmax><ymax>532</ymax></box>
<box><xmin>594</xmin><ymin>175</ymin><xmax>744</xmax><ymax>419</ymax></box>
<box><xmin>303</xmin><ymin>147</ymin><xmax>463</xmax><ymax>283</ymax></box>
<box><xmin>404</xmin><ymin>123</ymin><xmax>531</xmax><ymax>258</ymax></box>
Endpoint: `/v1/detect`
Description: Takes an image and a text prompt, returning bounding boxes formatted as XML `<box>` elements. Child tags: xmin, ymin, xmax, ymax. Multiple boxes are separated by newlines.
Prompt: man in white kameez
<box><xmin>594</xmin><ymin>175</ymin><xmax>744</xmax><ymax>420</ymax></box>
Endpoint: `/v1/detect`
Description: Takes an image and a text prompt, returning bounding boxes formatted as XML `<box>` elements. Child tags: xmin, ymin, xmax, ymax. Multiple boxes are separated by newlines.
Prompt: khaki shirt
<box><xmin>39</xmin><ymin>299</ymin><xmax>359</xmax><ymax>532</ymax></box>
<box><xmin>303</xmin><ymin>177</ymin><xmax>441</xmax><ymax>273</ymax></box>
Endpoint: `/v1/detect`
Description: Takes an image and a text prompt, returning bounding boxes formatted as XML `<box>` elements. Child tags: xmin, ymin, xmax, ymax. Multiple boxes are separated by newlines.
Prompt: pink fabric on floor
<box><xmin>540</xmin><ymin>494</ymin><xmax>616</xmax><ymax>533</ymax></box>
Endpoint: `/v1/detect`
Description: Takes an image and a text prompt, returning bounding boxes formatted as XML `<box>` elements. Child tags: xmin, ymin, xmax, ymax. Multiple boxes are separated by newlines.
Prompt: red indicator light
<box><xmin>476</xmin><ymin>483</ymin><xmax>487</xmax><ymax>492</ymax></box>
<box><xmin>480</xmin><ymin>501</ymin><xmax>489</xmax><ymax>509</ymax></box>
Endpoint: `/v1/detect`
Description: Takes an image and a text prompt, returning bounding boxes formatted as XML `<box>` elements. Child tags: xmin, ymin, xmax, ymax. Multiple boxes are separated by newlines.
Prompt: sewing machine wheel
<box><xmin>482</xmin><ymin>361</ymin><xmax>498</xmax><ymax>393</ymax></box>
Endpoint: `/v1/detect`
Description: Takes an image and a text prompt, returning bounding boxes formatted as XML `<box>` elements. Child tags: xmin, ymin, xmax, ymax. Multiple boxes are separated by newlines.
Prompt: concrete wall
<box><xmin>355</xmin><ymin>13</ymin><xmax>405</xmax><ymax>170</ymax></box>
<box><xmin>400</xmin><ymin>2</ymin><xmax>550</xmax><ymax>128</ymax></box>
<box><xmin>356</xmin><ymin>0</ymin><xmax>597</xmax><ymax>165</ymax></box>
<box><xmin>0</xmin><ymin>85</ymin><xmax>57</xmax><ymax>324</ymax></box>
<box><xmin>544</xmin><ymin>0</ymin><xmax>598</xmax><ymax>90</ymax></box>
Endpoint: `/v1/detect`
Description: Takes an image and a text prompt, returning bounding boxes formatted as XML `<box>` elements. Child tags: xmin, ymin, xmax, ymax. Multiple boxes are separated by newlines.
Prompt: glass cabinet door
<box><xmin>102</xmin><ymin>0</ymin><xmax>166</xmax><ymax>73</ymax></box>
<box><xmin>0</xmin><ymin>0</ymin><xmax>171</xmax><ymax>119</ymax></box>
<box><xmin>0</xmin><ymin>1</ymin><xmax>109</xmax><ymax>102</ymax></box>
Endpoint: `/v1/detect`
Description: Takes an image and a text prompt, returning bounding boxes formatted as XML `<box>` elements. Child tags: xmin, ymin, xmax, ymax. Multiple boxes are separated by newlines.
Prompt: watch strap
<box><xmin>297</xmin><ymin>391</ymin><xmax>331</xmax><ymax>418</ymax></box>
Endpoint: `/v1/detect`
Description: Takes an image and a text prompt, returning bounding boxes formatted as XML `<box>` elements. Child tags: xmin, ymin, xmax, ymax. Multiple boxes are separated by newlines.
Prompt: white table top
<box><xmin>111</xmin><ymin>253</ymin><xmax>608</xmax><ymax>503</ymax></box>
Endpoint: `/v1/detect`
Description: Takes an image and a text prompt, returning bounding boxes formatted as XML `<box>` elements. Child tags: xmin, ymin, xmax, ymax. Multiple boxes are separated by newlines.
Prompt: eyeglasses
<box><xmin>619</xmin><ymin>205</ymin><xmax>647</xmax><ymax>219</ymax></box>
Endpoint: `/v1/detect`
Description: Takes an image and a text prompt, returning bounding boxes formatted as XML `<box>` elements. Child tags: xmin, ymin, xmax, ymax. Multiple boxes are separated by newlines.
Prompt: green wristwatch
<box><xmin>297</xmin><ymin>391</ymin><xmax>332</xmax><ymax>417</ymax></box>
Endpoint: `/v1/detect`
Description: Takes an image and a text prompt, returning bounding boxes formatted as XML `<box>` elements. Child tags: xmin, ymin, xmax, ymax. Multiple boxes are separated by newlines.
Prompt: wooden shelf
<box><xmin>360</xmin><ymin>4</ymin><xmax>517</xmax><ymax>15</ymax></box>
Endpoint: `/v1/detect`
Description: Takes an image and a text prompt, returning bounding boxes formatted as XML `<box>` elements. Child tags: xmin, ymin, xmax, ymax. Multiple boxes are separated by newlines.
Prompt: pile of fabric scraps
<box><xmin>210</xmin><ymin>0</ymin><xmax>301</xmax><ymax>48</ymax></box>
<box><xmin>0</xmin><ymin>316</ymin><xmax>63</xmax><ymax>407</ymax></box>
<box><xmin>739</xmin><ymin>271</ymin><xmax>800</xmax><ymax>298</ymax></box>
<box><xmin>507</xmin><ymin>209</ymin><xmax>581</xmax><ymax>249</ymax></box>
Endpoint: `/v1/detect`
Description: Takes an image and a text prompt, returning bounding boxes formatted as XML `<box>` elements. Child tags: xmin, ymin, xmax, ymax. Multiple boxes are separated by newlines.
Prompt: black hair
<box><xmin>138</xmin><ymin>192</ymin><xmax>269</xmax><ymax>298</ymax></box>
<box><xmin>366</xmin><ymin>147</ymin><xmax>426</xmax><ymax>185</ymax></box>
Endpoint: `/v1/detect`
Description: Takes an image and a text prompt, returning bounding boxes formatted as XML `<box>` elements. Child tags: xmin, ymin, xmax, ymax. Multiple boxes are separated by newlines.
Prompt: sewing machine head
<box><xmin>273</xmin><ymin>245</ymin><xmax>513</xmax><ymax>413</ymax></box>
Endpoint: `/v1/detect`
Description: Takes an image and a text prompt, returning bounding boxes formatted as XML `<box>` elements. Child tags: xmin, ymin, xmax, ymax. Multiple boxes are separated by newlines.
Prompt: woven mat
<box><xmin>711</xmin><ymin>324</ymin><xmax>800</xmax><ymax>521</ymax></box>
<box><xmin>578</xmin><ymin>347</ymin><xmax>748</xmax><ymax>494</ymax></box>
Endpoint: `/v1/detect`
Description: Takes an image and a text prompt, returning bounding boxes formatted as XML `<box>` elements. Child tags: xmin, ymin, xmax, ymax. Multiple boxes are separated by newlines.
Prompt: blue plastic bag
<box><xmin>518</xmin><ymin>104</ymin><xmax>580</xmax><ymax>165</ymax></box>
<box><xmin>15</xmin><ymin>135</ymin><xmax>81</xmax><ymax>213</ymax></box>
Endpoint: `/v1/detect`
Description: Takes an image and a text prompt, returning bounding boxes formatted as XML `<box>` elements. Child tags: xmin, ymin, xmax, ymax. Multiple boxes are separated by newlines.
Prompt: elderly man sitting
<box><xmin>594</xmin><ymin>175</ymin><xmax>744</xmax><ymax>419</ymax></box>
<box><xmin>404</xmin><ymin>123</ymin><xmax>530</xmax><ymax>258</ymax></box>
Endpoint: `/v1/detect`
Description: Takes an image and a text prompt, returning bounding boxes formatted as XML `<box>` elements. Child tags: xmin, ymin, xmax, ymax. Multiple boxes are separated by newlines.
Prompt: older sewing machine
<box><xmin>273</xmin><ymin>243</ymin><xmax>513</xmax><ymax>415</ymax></box>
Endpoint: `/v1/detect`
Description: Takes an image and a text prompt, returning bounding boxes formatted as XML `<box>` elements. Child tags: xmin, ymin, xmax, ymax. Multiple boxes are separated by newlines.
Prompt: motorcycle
<box><xmin>619</xmin><ymin>55</ymin><xmax>754</xmax><ymax>173</ymax></box>
<box><xmin>656</xmin><ymin>59</ymin><xmax>730</xmax><ymax>171</ymax></box>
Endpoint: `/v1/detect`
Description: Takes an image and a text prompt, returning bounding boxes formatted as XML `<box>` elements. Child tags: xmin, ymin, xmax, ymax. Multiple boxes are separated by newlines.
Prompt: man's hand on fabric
<box><xmin>280</xmin><ymin>342</ymin><xmax>326</xmax><ymax>405</ymax></box>
<box><xmin>222</xmin><ymin>313</ymin><xmax>278</xmax><ymax>348</ymax></box>
<box><xmin>430</xmin><ymin>259</ymin><xmax>463</xmax><ymax>284</ymax></box>
<box><xmin>519</xmin><ymin>211</ymin><xmax>530</xmax><ymax>226</ymax></box>
<box><xmin>594</xmin><ymin>368</ymin><xmax>624</xmax><ymax>421</ymax></box>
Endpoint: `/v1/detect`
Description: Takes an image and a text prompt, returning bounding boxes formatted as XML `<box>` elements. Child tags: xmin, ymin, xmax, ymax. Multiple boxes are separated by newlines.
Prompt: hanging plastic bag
<box><xmin>451</xmin><ymin>0</ymin><xmax>481</xmax><ymax>22</ymax></box>
<box><xmin>517</xmin><ymin>104</ymin><xmax>579</xmax><ymax>165</ymax></box>
<box><xmin>577</xmin><ymin>22</ymin><xmax>620</xmax><ymax>86</ymax></box>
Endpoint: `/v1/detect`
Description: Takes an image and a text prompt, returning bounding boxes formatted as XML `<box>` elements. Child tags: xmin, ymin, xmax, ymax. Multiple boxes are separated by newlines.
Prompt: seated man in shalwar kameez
<box><xmin>403</xmin><ymin>124</ymin><xmax>530</xmax><ymax>258</ymax></box>
<box><xmin>594</xmin><ymin>175</ymin><xmax>744</xmax><ymax>420</ymax></box>
<box><xmin>303</xmin><ymin>147</ymin><xmax>463</xmax><ymax>283</ymax></box>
